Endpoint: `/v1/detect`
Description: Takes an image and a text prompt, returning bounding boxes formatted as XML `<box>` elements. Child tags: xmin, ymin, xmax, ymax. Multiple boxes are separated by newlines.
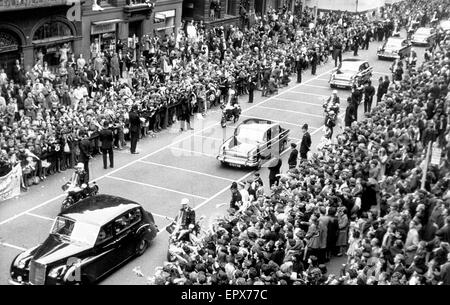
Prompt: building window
<box><xmin>33</xmin><ymin>21</ymin><xmax>72</xmax><ymax>41</ymax></box>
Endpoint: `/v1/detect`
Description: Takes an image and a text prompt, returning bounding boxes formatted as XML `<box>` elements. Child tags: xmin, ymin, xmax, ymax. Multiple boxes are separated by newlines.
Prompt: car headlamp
<box><xmin>48</xmin><ymin>265</ymin><xmax>66</xmax><ymax>278</ymax></box>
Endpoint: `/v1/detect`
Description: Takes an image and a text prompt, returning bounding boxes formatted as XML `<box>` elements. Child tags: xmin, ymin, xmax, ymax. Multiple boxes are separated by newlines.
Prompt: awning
<box><xmin>32</xmin><ymin>36</ymin><xmax>75</xmax><ymax>46</ymax></box>
<box><xmin>155</xmin><ymin>10</ymin><xmax>175</xmax><ymax>19</ymax></box>
<box><xmin>92</xmin><ymin>19</ymin><xmax>124</xmax><ymax>26</ymax></box>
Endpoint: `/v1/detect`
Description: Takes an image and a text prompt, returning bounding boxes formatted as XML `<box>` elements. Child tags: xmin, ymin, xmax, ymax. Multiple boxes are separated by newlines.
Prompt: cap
<box><xmin>75</xmin><ymin>162</ymin><xmax>84</xmax><ymax>169</ymax></box>
<box><xmin>181</xmin><ymin>198</ymin><xmax>190</xmax><ymax>205</ymax></box>
<box><xmin>332</xmin><ymin>90</ymin><xmax>338</xmax><ymax>94</ymax></box>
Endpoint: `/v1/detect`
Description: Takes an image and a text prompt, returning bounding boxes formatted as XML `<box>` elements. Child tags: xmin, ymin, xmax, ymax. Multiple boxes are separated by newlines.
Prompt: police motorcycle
<box><xmin>220</xmin><ymin>89</ymin><xmax>241</xmax><ymax>128</ymax></box>
<box><xmin>60</xmin><ymin>164</ymin><xmax>99</xmax><ymax>212</ymax></box>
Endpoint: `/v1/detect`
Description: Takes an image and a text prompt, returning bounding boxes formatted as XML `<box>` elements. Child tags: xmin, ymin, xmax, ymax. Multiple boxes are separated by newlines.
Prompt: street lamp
<box><xmin>356</xmin><ymin>0</ymin><xmax>359</xmax><ymax>13</ymax></box>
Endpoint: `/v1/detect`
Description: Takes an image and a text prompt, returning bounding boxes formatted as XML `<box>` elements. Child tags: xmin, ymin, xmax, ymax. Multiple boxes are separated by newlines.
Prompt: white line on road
<box><xmin>169</xmin><ymin>146</ymin><xmax>217</xmax><ymax>158</ymax></box>
<box><xmin>257</xmin><ymin>105</ymin><xmax>323</xmax><ymax>118</ymax></box>
<box><xmin>152</xmin><ymin>213</ymin><xmax>174</xmax><ymax>221</ymax></box>
<box><xmin>240</xmin><ymin>114</ymin><xmax>318</xmax><ymax>129</ymax></box>
<box><xmin>373</xmin><ymin>71</ymin><xmax>389</xmax><ymax>75</ymax></box>
<box><xmin>287</xmin><ymin>91</ymin><xmax>329</xmax><ymax>98</ymax></box>
<box><xmin>106</xmin><ymin>176</ymin><xmax>208</xmax><ymax>200</ymax></box>
<box><xmin>301</xmin><ymin>84</ymin><xmax>332</xmax><ymax>90</ymax></box>
<box><xmin>26</xmin><ymin>212</ymin><xmax>54</xmax><ymax>222</ymax></box>
<box><xmin>272</xmin><ymin>97</ymin><xmax>346</xmax><ymax>110</ymax></box>
<box><xmin>0</xmin><ymin>68</ymin><xmax>333</xmax><ymax>229</ymax></box>
<box><xmin>0</xmin><ymin>242</ymin><xmax>26</xmax><ymax>251</ymax></box>
<box><xmin>193</xmin><ymin>135</ymin><xmax>223</xmax><ymax>142</ymax></box>
<box><xmin>138</xmin><ymin>160</ymin><xmax>234</xmax><ymax>182</ymax></box>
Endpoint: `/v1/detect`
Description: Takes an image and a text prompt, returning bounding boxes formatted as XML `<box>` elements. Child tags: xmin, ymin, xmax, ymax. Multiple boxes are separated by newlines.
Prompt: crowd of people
<box><xmin>150</xmin><ymin>0</ymin><xmax>450</xmax><ymax>285</ymax></box>
<box><xmin>0</xmin><ymin>1</ymin><xmax>395</xmax><ymax>192</ymax></box>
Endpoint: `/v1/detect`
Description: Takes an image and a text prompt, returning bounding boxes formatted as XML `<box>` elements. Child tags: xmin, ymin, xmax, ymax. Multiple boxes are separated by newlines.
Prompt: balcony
<box><xmin>0</xmin><ymin>0</ymin><xmax>68</xmax><ymax>12</ymax></box>
<box><xmin>123</xmin><ymin>0</ymin><xmax>155</xmax><ymax>18</ymax></box>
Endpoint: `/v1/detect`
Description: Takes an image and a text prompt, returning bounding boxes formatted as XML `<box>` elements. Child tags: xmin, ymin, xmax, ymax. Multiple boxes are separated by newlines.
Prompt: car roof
<box><xmin>60</xmin><ymin>194</ymin><xmax>141</xmax><ymax>226</ymax></box>
<box><xmin>240</xmin><ymin>118</ymin><xmax>279</xmax><ymax>129</ymax></box>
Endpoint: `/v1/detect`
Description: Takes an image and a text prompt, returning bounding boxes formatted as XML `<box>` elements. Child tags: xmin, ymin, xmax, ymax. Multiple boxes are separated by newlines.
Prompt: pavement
<box><xmin>0</xmin><ymin>37</ymin><xmax>426</xmax><ymax>284</ymax></box>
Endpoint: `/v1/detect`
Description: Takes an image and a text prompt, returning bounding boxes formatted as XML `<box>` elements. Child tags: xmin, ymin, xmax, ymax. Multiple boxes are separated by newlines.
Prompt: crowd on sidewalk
<box><xmin>151</xmin><ymin>0</ymin><xmax>450</xmax><ymax>285</ymax></box>
<box><xmin>0</xmin><ymin>1</ymin><xmax>401</xmax><ymax>193</ymax></box>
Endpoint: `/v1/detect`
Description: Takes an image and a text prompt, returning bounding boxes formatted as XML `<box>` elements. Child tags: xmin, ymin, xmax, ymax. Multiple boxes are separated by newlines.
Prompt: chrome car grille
<box><xmin>29</xmin><ymin>260</ymin><xmax>46</xmax><ymax>285</ymax></box>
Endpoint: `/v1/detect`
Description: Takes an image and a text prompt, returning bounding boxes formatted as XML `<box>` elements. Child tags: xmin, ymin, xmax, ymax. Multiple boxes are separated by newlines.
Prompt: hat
<box><xmin>75</xmin><ymin>162</ymin><xmax>84</xmax><ymax>170</ymax></box>
<box><xmin>181</xmin><ymin>198</ymin><xmax>190</xmax><ymax>205</ymax></box>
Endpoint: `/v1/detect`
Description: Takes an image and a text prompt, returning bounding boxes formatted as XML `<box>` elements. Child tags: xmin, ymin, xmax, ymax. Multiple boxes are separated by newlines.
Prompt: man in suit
<box><xmin>78</xmin><ymin>131</ymin><xmax>92</xmax><ymax>181</ymax></box>
<box><xmin>268</xmin><ymin>157</ymin><xmax>282</xmax><ymax>187</ymax></box>
<box><xmin>129</xmin><ymin>104</ymin><xmax>141</xmax><ymax>154</ymax></box>
<box><xmin>345</xmin><ymin>97</ymin><xmax>357</xmax><ymax>127</ymax></box>
<box><xmin>295</xmin><ymin>53</ymin><xmax>306</xmax><ymax>83</ymax></box>
<box><xmin>299</xmin><ymin>124</ymin><xmax>311</xmax><ymax>161</ymax></box>
<box><xmin>363</xmin><ymin>80</ymin><xmax>375</xmax><ymax>114</ymax></box>
<box><xmin>288</xmin><ymin>143</ymin><xmax>298</xmax><ymax>169</ymax></box>
<box><xmin>99</xmin><ymin>121</ymin><xmax>114</xmax><ymax>169</ymax></box>
<box><xmin>376</xmin><ymin>76</ymin><xmax>384</xmax><ymax>105</ymax></box>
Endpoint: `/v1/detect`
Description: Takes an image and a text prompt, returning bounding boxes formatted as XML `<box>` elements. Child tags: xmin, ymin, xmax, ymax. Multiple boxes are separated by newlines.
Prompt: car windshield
<box><xmin>338</xmin><ymin>61</ymin><xmax>361</xmax><ymax>72</ymax></box>
<box><xmin>51</xmin><ymin>216</ymin><xmax>100</xmax><ymax>246</ymax></box>
<box><xmin>415</xmin><ymin>28</ymin><xmax>431</xmax><ymax>35</ymax></box>
<box><xmin>385</xmin><ymin>39</ymin><xmax>402</xmax><ymax>49</ymax></box>
<box><xmin>235</xmin><ymin>124</ymin><xmax>265</xmax><ymax>144</ymax></box>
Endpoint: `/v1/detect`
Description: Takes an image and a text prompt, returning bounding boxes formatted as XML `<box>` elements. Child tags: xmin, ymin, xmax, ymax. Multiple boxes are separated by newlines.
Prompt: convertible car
<box><xmin>329</xmin><ymin>58</ymin><xmax>373</xmax><ymax>89</ymax></box>
<box><xmin>217</xmin><ymin>118</ymin><xmax>289</xmax><ymax>168</ymax></box>
<box><xmin>377</xmin><ymin>37</ymin><xmax>412</xmax><ymax>60</ymax></box>
<box><xmin>9</xmin><ymin>194</ymin><xmax>158</xmax><ymax>285</ymax></box>
<box><xmin>411</xmin><ymin>27</ymin><xmax>436</xmax><ymax>46</ymax></box>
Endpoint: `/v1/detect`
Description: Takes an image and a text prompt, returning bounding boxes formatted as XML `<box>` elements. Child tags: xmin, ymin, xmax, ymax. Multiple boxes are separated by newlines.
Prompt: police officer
<box><xmin>173</xmin><ymin>198</ymin><xmax>196</xmax><ymax>235</ymax></box>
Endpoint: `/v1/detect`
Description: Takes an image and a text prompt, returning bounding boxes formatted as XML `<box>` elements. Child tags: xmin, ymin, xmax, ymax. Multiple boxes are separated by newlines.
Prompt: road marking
<box><xmin>106</xmin><ymin>176</ymin><xmax>208</xmax><ymax>200</ymax></box>
<box><xmin>301</xmin><ymin>84</ymin><xmax>332</xmax><ymax>90</ymax></box>
<box><xmin>272</xmin><ymin>97</ymin><xmax>346</xmax><ymax>110</ymax></box>
<box><xmin>257</xmin><ymin>105</ymin><xmax>323</xmax><ymax>118</ymax></box>
<box><xmin>373</xmin><ymin>71</ymin><xmax>389</xmax><ymax>75</ymax></box>
<box><xmin>240</xmin><ymin>114</ymin><xmax>318</xmax><ymax>129</ymax></box>
<box><xmin>138</xmin><ymin>160</ymin><xmax>234</xmax><ymax>182</ymax></box>
<box><xmin>169</xmin><ymin>146</ymin><xmax>217</xmax><ymax>158</ymax></box>
<box><xmin>194</xmin><ymin>135</ymin><xmax>223</xmax><ymax>142</ymax></box>
<box><xmin>0</xmin><ymin>242</ymin><xmax>26</xmax><ymax>251</ymax></box>
<box><xmin>0</xmin><ymin>68</ymin><xmax>333</xmax><ymax>228</ymax></box>
<box><xmin>26</xmin><ymin>212</ymin><xmax>54</xmax><ymax>222</ymax></box>
<box><xmin>287</xmin><ymin>91</ymin><xmax>329</xmax><ymax>98</ymax></box>
<box><xmin>152</xmin><ymin>213</ymin><xmax>174</xmax><ymax>221</ymax></box>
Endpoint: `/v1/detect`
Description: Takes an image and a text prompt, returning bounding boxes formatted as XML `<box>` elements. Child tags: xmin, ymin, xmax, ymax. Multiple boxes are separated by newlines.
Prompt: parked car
<box><xmin>329</xmin><ymin>58</ymin><xmax>373</xmax><ymax>89</ymax></box>
<box><xmin>217</xmin><ymin>118</ymin><xmax>289</xmax><ymax>168</ymax></box>
<box><xmin>9</xmin><ymin>194</ymin><xmax>158</xmax><ymax>285</ymax></box>
<box><xmin>411</xmin><ymin>27</ymin><xmax>436</xmax><ymax>46</ymax></box>
<box><xmin>378</xmin><ymin>37</ymin><xmax>412</xmax><ymax>60</ymax></box>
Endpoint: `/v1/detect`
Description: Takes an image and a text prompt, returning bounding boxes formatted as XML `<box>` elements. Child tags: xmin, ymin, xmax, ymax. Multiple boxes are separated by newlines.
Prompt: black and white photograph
<box><xmin>0</xmin><ymin>0</ymin><xmax>449</xmax><ymax>293</ymax></box>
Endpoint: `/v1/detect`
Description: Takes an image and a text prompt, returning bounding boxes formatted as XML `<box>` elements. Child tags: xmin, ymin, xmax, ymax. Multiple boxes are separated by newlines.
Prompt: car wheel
<box><xmin>135</xmin><ymin>238</ymin><xmax>148</xmax><ymax>256</ymax></box>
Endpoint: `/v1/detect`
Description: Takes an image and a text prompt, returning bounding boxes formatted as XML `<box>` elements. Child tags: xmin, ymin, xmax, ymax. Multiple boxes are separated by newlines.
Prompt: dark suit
<box><xmin>129</xmin><ymin>110</ymin><xmax>141</xmax><ymax>153</ymax></box>
<box><xmin>299</xmin><ymin>132</ymin><xmax>311</xmax><ymax>160</ymax></box>
<box><xmin>99</xmin><ymin>128</ymin><xmax>114</xmax><ymax>169</ymax></box>
<box><xmin>288</xmin><ymin>148</ymin><xmax>298</xmax><ymax>168</ymax></box>
<box><xmin>268</xmin><ymin>158</ymin><xmax>282</xmax><ymax>186</ymax></box>
<box><xmin>78</xmin><ymin>138</ymin><xmax>92</xmax><ymax>181</ymax></box>
<box><xmin>345</xmin><ymin>104</ymin><xmax>356</xmax><ymax>127</ymax></box>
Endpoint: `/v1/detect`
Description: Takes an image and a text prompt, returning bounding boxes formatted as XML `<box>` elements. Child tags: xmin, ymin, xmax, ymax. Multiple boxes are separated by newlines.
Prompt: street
<box><xmin>0</xmin><ymin>38</ymin><xmax>425</xmax><ymax>284</ymax></box>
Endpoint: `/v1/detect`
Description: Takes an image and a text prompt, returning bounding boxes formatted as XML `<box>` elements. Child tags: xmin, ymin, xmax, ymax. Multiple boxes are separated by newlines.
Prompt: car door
<box><xmin>401</xmin><ymin>39</ymin><xmax>411</xmax><ymax>57</ymax></box>
<box><xmin>259</xmin><ymin>128</ymin><xmax>271</xmax><ymax>159</ymax></box>
<box><xmin>111</xmin><ymin>209</ymin><xmax>143</xmax><ymax>262</ymax></box>
<box><xmin>81</xmin><ymin>221</ymin><xmax>121</xmax><ymax>281</ymax></box>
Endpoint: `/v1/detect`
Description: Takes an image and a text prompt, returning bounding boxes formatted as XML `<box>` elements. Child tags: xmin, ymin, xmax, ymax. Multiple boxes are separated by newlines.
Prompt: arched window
<box><xmin>33</xmin><ymin>21</ymin><xmax>72</xmax><ymax>41</ymax></box>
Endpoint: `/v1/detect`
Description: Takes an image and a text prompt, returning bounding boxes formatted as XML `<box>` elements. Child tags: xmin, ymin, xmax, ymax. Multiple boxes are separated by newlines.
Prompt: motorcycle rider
<box><xmin>172</xmin><ymin>198</ymin><xmax>196</xmax><ymax>240</ymax></box>
<box><xmin>63</xmin><ymin>162</ymin><xmax>89</xmax><ymax>192</ymax></box>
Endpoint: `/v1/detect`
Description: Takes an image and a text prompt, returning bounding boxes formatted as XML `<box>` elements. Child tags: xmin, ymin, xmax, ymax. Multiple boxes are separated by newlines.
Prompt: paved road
<box><xmin>0</xmin><ymin>38</ymin><xmax>425</xmax><ymax>285</ymax></box>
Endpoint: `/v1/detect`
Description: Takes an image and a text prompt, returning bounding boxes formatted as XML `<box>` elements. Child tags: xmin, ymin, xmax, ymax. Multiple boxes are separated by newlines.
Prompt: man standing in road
<box><xmin>295</xmin><ymin>53</ymin><xmax>306</xmax><ymax>83</ymax></box>
<box><xmin>99</xmin><ymin>121</ymin><xmax>114</xmax><ymax>169</ymax></box>
<box><xmin>288</xmin><ymin>143</ymin><xmax>298</xmax><ymax>169</ymax></box>
<box><xmin>78</xmin><ymin>131</ymin><xmax>92</xmax><ymax>182</ymax></box>
<box><xmin>268</xmin><ymin>157</ymin><xmax>282</xmax><ymax>187</ymax></box>
<box><xmin>345</xmin><ymin>97</ymin><xmax>357</xmax><ymax>127</ymax></box>
<box><xmin>332</xmin><ymin>39</ymin><xmax>343</xmax><ymax>67</ymax></box>
<box><xmin>363</xmin><ymin>80</ymin><xmax>375</xmax><ymax>114</ymax></box>
<box><xmin>299</xmin><ymin>124</ymin><xmax>311</xmax><ymax>161</ymax></box>
<box><xmin>310</xmin><ymin>48</ymin><xmax>318</xmax><ymax>76</ymax></box>
<box><xmin>248</xmin><ymin>71</ymin><xmax>257</xmax><ymax>103</ymax></box>
<box><xmin>229</xmin><ymin>182</ymin><xmax>242</xmax><ymax>210</ymax></box>
<box><xmin>376</xmin><ymin>76</ymin><xmax>384</xmax><ymax>105</ymax></box>
<box><xmin>129</xmin><ymin>104</ymin><xmax>141</xmax><ymax>154</ymax></box>
<box><xmin>351</xmin><ymin>84</ymin><xmax>363</xmax><ymax>121</ymax></box>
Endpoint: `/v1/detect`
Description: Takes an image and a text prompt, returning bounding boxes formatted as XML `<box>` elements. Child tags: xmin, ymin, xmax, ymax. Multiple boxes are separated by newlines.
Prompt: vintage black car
<box><xmin>9</xmin><ymin>194</ymin><xmax>158</xmax><ymax>285</ymax></box>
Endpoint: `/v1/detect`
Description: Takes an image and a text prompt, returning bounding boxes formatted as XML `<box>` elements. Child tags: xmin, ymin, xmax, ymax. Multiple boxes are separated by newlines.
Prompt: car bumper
<box><xmin>217</xmin><ymin>155</ymin><xmax>259</xmax><ymax>168</ymax></box>
<box><xmin>329</xmin><ymin>79</ymin><xmax>352</xmax><ymax>88</ymax></box>
<box><xmin>9</xmin><ymin>278</ymin><xmax>30</xmax><ymax>285</ymax></box>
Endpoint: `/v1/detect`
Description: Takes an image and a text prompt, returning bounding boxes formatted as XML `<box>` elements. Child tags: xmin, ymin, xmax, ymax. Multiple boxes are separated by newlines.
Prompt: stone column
<box><xmin>22</xmin><ymin>45</ymin><xmax>34</xmax><ymax>73</ymax></box>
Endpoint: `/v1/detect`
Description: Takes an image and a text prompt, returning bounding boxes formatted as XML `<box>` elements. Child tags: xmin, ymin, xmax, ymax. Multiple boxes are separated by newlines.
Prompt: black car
<box><xmin>9</xmin><ymin>194</ymin><xmax>158</xmax><ymax>285</ymax></box>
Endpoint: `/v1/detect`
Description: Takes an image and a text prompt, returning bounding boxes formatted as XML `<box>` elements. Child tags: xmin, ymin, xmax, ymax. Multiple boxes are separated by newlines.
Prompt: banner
<box><xmin>0</xmin><ymin>164</ymin><xmax>22</xmax><ymax>202</ymax></box>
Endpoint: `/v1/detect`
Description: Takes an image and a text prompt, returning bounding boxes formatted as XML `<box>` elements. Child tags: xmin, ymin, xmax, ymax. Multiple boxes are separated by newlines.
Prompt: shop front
<box><xmin>90</xmin><ymin>19</ymin><xmax>123</xmax><ymax>56</ymax></box>
<box><xmin>153</xmin><ymin>9</ymin><xmax>176</xmax><ymax>37</ymax></box>
<box><xmin>0</xmin><ymin>30</ymin><xmax>22</xmax><ymax>78</ymax></box>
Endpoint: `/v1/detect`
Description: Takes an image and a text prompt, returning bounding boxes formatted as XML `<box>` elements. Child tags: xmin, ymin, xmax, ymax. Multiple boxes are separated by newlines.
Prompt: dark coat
<box><xmin>78</xmin><ymin>138</ymin><xmax>91</xmax><ymax>162</ymax></box>
<box><xmin>128</xmin><ymin>111</ymin><xmax>141</xmax><ymax>134</ymax></box>
<box><xmin>288</xmin><ymin>148</ymin><xmax>298</xmax><ymax>167</ymax></box>
<box><xmin>299</xmin><ymin>132</ymin><xmax>311</xmax><ymax>154</ymax></box>
<box><xmin>268</xmin><ymin>158</ymin><xmax>282</xmax><ymax>180</ymax></box>
<box><xmin>345</xmin><ymin>104</ymin><xmax>356</xmax><ymax>126</ymax></box>
<box><xmin>99</xmin><ymin>128</ymin><xmax>114</xmax><ymax>149</ymax></box>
